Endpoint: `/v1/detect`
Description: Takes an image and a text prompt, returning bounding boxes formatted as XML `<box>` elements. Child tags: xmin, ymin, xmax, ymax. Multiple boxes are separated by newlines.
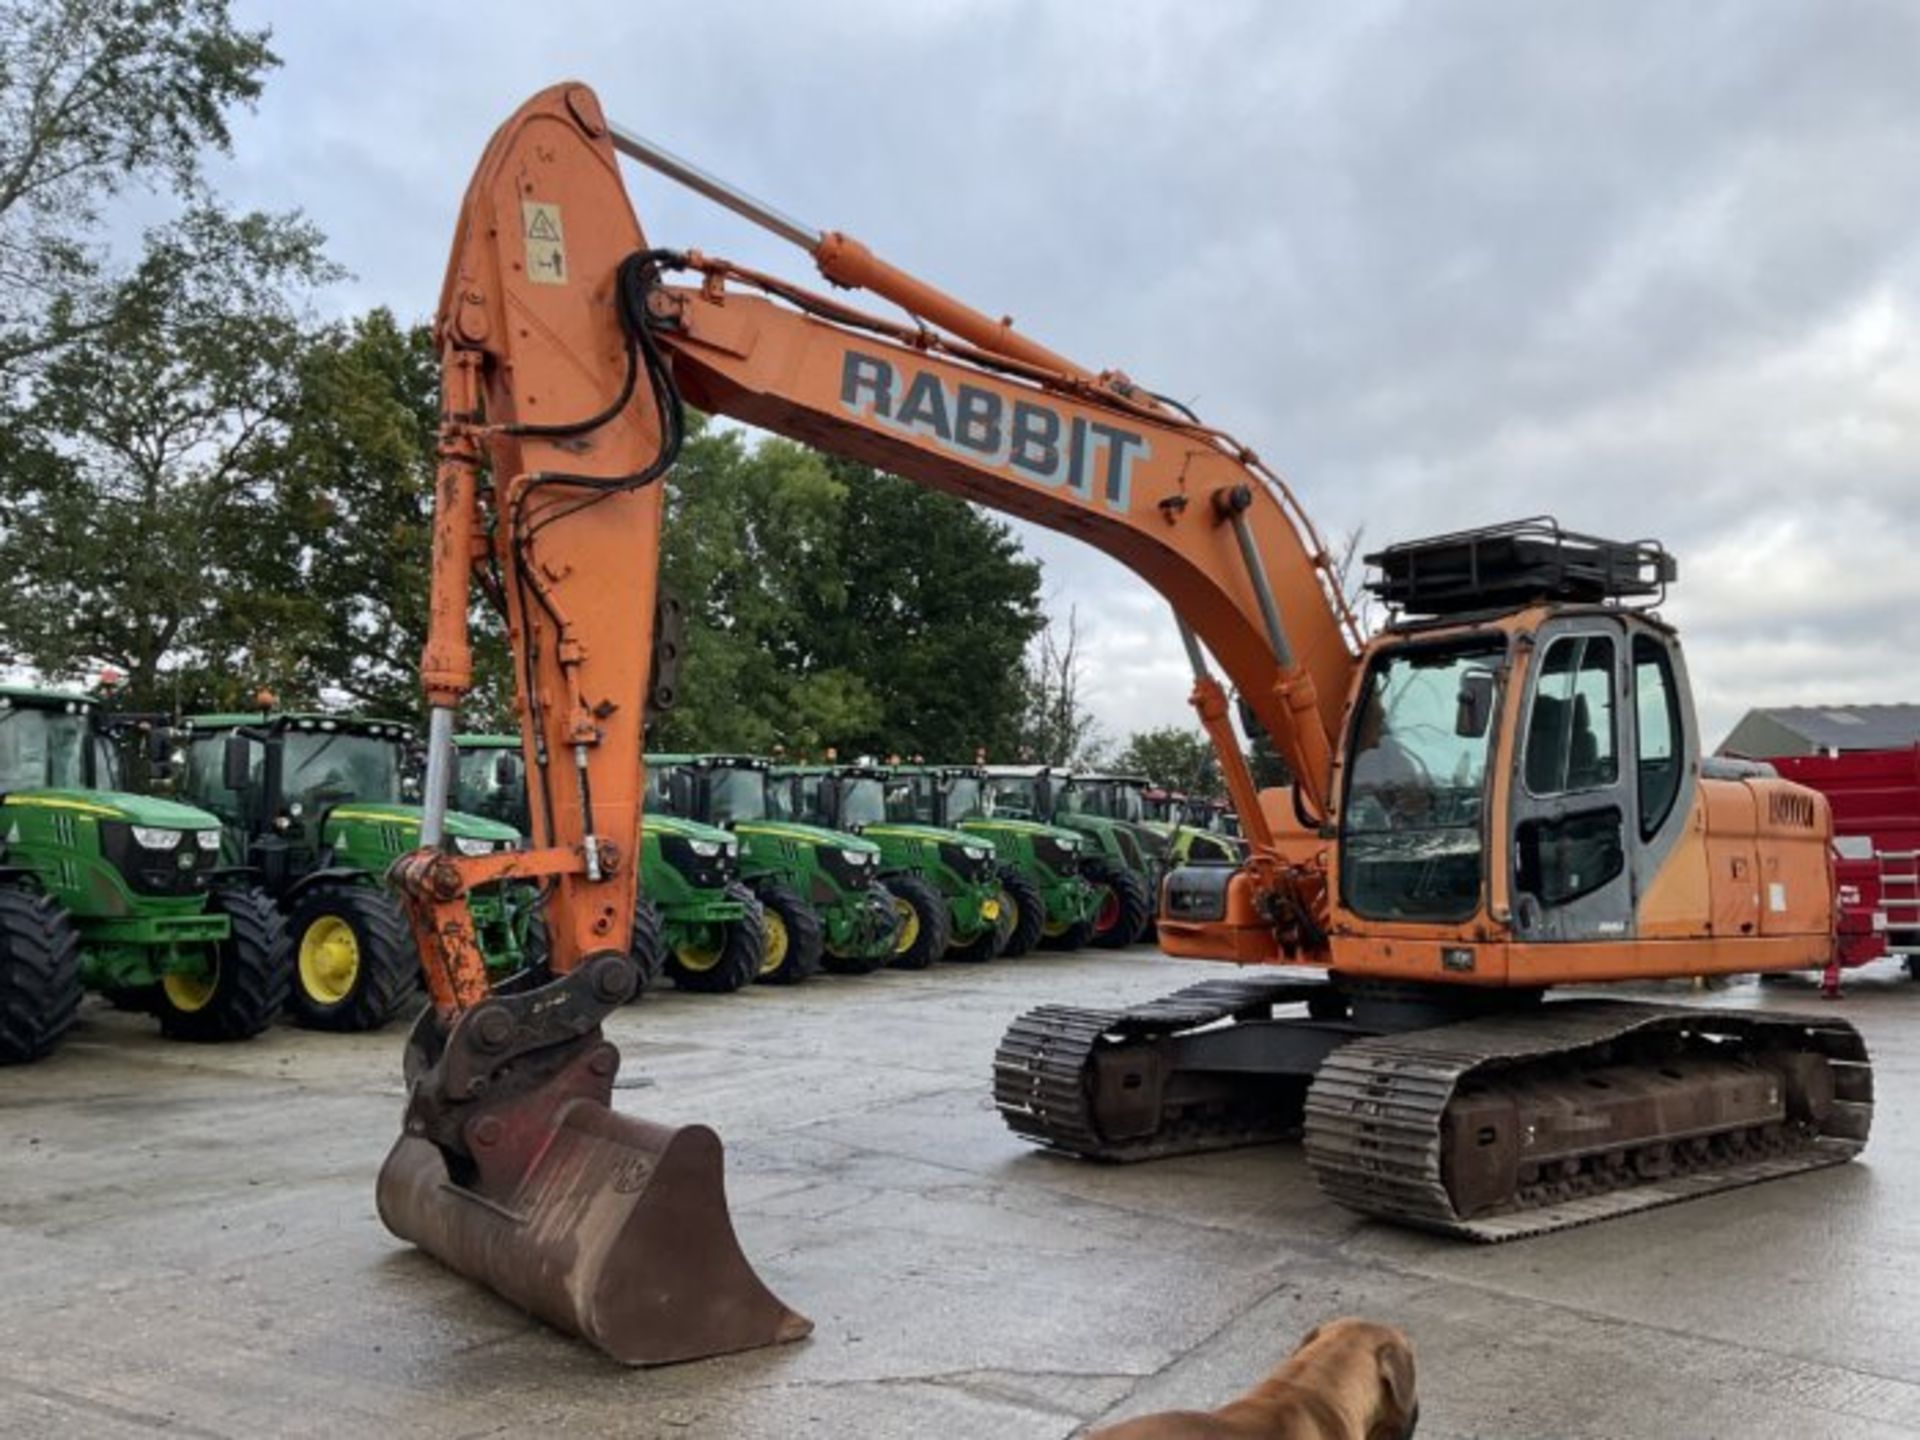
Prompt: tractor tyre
<box><xmin>1040</xmin><ymin>916</ymin><xmax>1096</xmax><ymax>952</ymax></box>
<box><xmin>945</xmin><ymin>924</ymin><xmax>1001</xmax><ymax>964</ymax></box>
<box><xmin>1086</xmin><ymin>861</ymin><xmax>1153</xmax><ymax>950</ymax></box>
<box><xmin>0</xmin><ymin>884</ymin><xmax>82</xmax><ymax>1064</ymax></box>
<box><xmin>286</xmin><ymin>883</ymin><xmax>416</xmax><ymax>1033</ymax></box>
<box><xmin>884</xmin><ymin>873</ymin><xmax>951</xmax><ymax>971</ymax></box>
<box><xmin>157</xmin><ymin>885</ymin><xmax>291</xmax><ymax>1044</ymax></box>
<box><xmin>663</xmin><ymin>886</ymin><xmax>762</xmax><ymax>994</ymax></box>
<box><xmin>821</xmin><ymin>883</ymin><xmax>898</xmax><ymax>975</ymax></box>
<box><xmin>100</xmin><ymin>985</ymin><xmax>157</xmax><ymax>1013</ymax></box>
<box><xmin>753</xmin><ymin>882</ymin><xmax>823</xmax><ymax>986</ymax></box>
<box><xmin>993</xmin><ymin>865</ymin><xmax>1046</xmax><ymax>959</ymax></box>
<box><xmin>629</xmin><ymin>895</ymin><xmax>666</xmax><ymax>997</ymax></box>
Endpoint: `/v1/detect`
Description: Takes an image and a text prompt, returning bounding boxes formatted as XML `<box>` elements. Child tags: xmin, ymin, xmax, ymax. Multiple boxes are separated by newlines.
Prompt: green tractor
<box><xmin>1142</xmin><ymin>785</ymin><xmax>1248</xmax><ymax>866</ymax></box>
<box><xmin>888</xmin><ymin>763</ymin><xmax>1101</xmax><ymax>954</ymax></box>
<box><xmin>450</xmin><ymin>735</ymin><xmax>769</xmax><ymax>995</ymax></box>
<box><xmin>173</xmin><ymin>712</ymin><xmax>527</xmax><ymax>1032</ymax></box>
<box><xmin>980</xmin><ymin>766</ymin><xmax>1158</xmax><ymax>949</ymax></box>
<box><xmin>774</xmin><ymin>763</ymin><xmax>1003</xmax><ymax>965</ymax></box>
<box><xmin>647</xmin><ymin>754</ymin><xmax>902</xmax><ymax>976</ymax></box>
<box><xmin>0</xmin><ymin>686</ymin><xmax>289</xmax><ymax>1062</ymax></box>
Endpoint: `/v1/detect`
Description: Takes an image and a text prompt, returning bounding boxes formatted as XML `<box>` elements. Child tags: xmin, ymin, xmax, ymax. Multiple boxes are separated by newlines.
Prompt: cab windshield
<box><xmin>838</xmin><ymin>777</ymin><xmax>888</xmax><ymax>829</ymax></box>
<box><xmin>706</xmin><ymin>766</ymin><xmax>767</xmax><ymax>824</ymax></box>
<box><xmin>0</xmin><ymin>705</ymin><xmax>92</xmax><ymax>790</ymax></box>
<box><xmin>454</xmin><ymin>747</ymin><xmax>526</xmax><ymax>828</ymax></box>
<box><xmin>1340</xmin><ymin>640</ymin><xmax>1503</xmax><ymax>923</ymax></box>
<box><xmin>1065</xmin><ymin>782</ymin><xmax>1145</xmax><ymax>824</ymax></box>
<box><xmin>943</xmin><ymin>776</ymin><xmax>984</xmax><ymax>822</ymax></box>
<box><xmin>888</xmin><ymin>775</ymin><xmax>933</xmax><ymax>823</ymax></box>
<box><xmin>284</xmin><ymin>732</ymin><xmax>402</xmax><ymax>808</ymax></box>
<box><xmin>985</xmin><ymin>775</ymin><xmax>1043</xmax><ymax>819</ymax></box>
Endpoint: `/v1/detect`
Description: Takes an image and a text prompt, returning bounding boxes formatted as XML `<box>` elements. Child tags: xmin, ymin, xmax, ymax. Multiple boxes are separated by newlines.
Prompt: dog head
<box><xmin>1294</xmin><ymin>1318</ymin><xmax>1418</xmax><ymax>1440</ymax></box>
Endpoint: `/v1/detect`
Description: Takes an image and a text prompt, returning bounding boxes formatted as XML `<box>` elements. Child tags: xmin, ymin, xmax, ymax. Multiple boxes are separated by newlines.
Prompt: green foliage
<box><xmin>0</xmin><ymin>207</ymin><xmax>338</xmax><ymax>709</ymax></box>
<box><xmin>0</xmin><ymin>0</ymin><xmax>277</xmax><ymax>375</ymax></box>
<box><xmin>1112</xmin><ymin>725</ymin><xmax>1219</xmax><ymax>794</ymax></box>
<box><xmin>652</xmin><ymin>426</ymin><xmax>1044</xmax><ymax>757</ymax></box>
<box><xmin>275</xmin><ymin>308</ymin><xmax>514</xmax><ymax>723</ymax></box>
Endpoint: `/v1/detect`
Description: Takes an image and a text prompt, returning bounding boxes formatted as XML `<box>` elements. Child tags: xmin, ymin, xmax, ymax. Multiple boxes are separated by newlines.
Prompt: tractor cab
<box><xmin>177</xmin><ymin>712</ymin><xmax>514</xmax><ymax>890</ymax></box>
<box><xmin>448</xmin><ymin>734</ymin><xmax>529</xmax><ymax>830</ymax></box>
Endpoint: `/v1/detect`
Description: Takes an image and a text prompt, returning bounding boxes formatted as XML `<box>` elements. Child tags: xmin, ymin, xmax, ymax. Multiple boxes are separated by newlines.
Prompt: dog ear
<box><xmin>1296</xmin><ymin>1323</ymin><xmax>1324</xmax><ymax>1352</ymax></box>
<box><xmin>1377</xmin><ymin>1337</ymin><xmax>1416</xmax><ymax>1413</ymax></box>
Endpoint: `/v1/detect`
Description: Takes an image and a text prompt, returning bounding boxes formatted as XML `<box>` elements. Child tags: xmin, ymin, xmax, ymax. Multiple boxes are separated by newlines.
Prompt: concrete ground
<box><xmin>2</xmin><ymin>949</ymin><xmax>1918</xmax><ymax>1439</ymax></box>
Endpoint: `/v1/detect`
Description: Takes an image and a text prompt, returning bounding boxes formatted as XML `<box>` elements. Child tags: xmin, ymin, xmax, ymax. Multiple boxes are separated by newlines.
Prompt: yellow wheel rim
<box><xmin>1042</xmin><ymin>913</ymin><xmax>1068</xmax><ymax>936</ymax></box>
<box><xmin>675</xmin><ymin>939</ymin><xmax>723</xmax><ymax>972</ymax></box>
<box><xmin>892</xmin><ymin>897</ymin><xmax>921</xmax><ymax>953</ymax></box>
<box><xmin>760</xmin><ymin>912</ymin><xmax>790</xmax><ymax>976</ymax></box>
<box><xmin>299</xmin><ymin>915</ymin><xmax>362</xmax><ymax>1005</ymax></box>
<box><xmin>162</xmin><ymin>967</ymin><xmax>217</xmax><ymax>1013</ymax></box>
<box><xmin>980</xmin><ymin>897</ymin><xmax>1001</xmax><ymax>922</ymax></box>
<box><xmin>999</xmin><ymin>891</ymin><xmax>1019</xmax><ymax>936</ymax></box>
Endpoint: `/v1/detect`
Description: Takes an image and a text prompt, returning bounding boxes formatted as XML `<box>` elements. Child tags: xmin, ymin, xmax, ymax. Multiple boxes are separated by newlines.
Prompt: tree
<box><xmin>1112</xmin><ymin>726</ymin><xmax>1218</xmax><ymax>794</ymax></box>
<box><xmin>0</xmin><ymin>0</ymin><xmax>277</xmax><ymax>376</ymax></box>
<box><xmin>653</xmin><ymin>427</ymin><xmax>881</xmax><ymax>754</ymax></box>
<box><xmin>815</xmin><ymin>456</ymin><xmax>1043</xmax><ymax>760</ymax></box>
<box><xmin>651</xmin><ymin>430</ymin><xmax>1046</xmax><ymax>758</ymax></box>
<box><xmin>272</xmin><ymin>308</ymin><xmax>517</xmax><ymax>725</ymax></box>
<box><xmin>0</xmin><ymin>207</ymin><xmax>337</xmax><ymax>709</ymax></box>
<box><xmin>1012</xmin><ymin>606</ymin><xmax>1107</xmax><ymax>767</ymax></box>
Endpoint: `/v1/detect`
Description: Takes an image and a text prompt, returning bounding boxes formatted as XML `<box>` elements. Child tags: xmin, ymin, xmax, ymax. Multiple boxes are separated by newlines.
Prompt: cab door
<box><xmin>1508</xmin><ymin>617</ymin><xmax>1636</xmax><ymax>942</ymax></box>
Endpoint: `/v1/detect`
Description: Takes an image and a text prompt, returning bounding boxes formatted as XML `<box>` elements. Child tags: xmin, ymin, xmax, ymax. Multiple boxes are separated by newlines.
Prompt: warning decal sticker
<box><xmin>522</xmin><ymin>201</ymin><xmax>567</xmax><ymax>285</ymax></box>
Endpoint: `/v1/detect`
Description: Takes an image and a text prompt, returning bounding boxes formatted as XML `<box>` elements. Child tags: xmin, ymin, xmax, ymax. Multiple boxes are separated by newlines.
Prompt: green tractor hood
<box><xmin>735</xmin><ymin>817</ymin><xmax>881</xmax><ymax>856</ymax></box>
<box><xmin>1</xmin><ymin>786</ymin><xmax>222</xmax><ymax>830</ymax></box>
<box><xmin>645</xmin><ymin>812</ymin><xmax>735</xmax><ymax>847</ymax></box>
<box><xmin>324</xmin><ymin>802</ymin><xmax>520</xmax><ymax>845</ymax></box>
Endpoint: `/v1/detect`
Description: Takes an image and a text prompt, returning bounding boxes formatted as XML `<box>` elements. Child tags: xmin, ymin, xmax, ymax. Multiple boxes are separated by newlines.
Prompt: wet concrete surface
<box><xmin>2</xmin><ymin>949</ymin><xmax>1917</xmax><ymax>1438</ymax></box>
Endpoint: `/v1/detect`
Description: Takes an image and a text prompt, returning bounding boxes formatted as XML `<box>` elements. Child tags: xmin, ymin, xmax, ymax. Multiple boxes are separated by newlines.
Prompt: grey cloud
<box><xmin>208</xmin><ymin>0</ymin><xmax>1919</xmax><ymax>748</ymax></box>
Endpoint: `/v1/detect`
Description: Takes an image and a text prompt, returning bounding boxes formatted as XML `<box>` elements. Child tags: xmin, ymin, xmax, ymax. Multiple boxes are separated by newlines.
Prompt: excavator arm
<box><xmin>381</xmin><ymin>80</ymin><xmax>1360</xmax><ymax>1367</ymax></box>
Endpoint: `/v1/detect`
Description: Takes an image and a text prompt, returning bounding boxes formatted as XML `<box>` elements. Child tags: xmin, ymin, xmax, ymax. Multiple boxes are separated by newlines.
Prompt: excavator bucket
<box><xmin>376</xmin><ymin>954</ymin><xmax>811</xmax><ymax>1365</ymax></box>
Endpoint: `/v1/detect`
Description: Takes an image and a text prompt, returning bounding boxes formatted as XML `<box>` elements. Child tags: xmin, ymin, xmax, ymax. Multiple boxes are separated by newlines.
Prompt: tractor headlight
<box><xmin>841</xmin><ymin>848</ymin><xmax>871</xmax><ymax>866</ymax></box>
<box><xmin>130</xmin><ymin>826</ymin><xmax>183</xmax><ymax>851</ymax></box>
<box><xmin>452</xmin><ymin>835</ymin><xmax>497</xmax><ymax>857</ymax></box>
<box><xmin>195</xmin><ymin>830</ymin><xmax>221</xmax><ymax>852</ymax></box>
<box><xmin>688</xmin><ymin>839</ymin><xmax>723</xmax><ymax>857</ymax></box>
<box><xmin>961</xmin><ymin>845</ymin><xmax>990</xmax><ymax>862</ymax></box>
<box><xmin>1059</xmin><ymin>837</ymin><xmax>1080</xmax><ymax>852</ymax></box>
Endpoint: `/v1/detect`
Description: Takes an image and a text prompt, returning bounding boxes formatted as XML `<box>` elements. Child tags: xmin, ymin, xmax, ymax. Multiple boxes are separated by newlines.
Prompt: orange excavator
<box><xmin>381</xmin><ymin>82</ymin><xmax>1873</xmax><ymax>1366</ymax></box>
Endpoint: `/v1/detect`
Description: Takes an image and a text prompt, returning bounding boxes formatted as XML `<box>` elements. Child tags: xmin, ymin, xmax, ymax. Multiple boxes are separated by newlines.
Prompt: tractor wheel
<box><xmin>286</xmin><ymin>883</ymin><xmax>416</xmax><ymax>1033</ymax></box>
<box><xmin>157</xmin><ymin>886</ymin><xmax>291</xmax><ymax>1044</ymax></box>
<box><xmin>663</xmin><ymin>886</ymin><xmax>763</xmax><ymax>994</ymax></box>
<box><xmin>945</xmin><ymin>923</ymin><xmax>1001</xmax><ymax>964</ymax></box>
<box><xmin>884</xmin><ymin>873</ymin><xmax>951</xmax><ymax>971</ymax></box>
<box><xmin>821</xmin><ymin>883</ymin><xmax>898</xmax><ymax>975</ymax></box>
<box><xmin>0</xmin><ymin>884</ymin><xmax>82</xmax><ymax>1064</ymax></box>
<box><xmin>629</xmin><ymin>895</ymin><xmax>666</xmax><ymax>997</ymax></box>
<box><xmin>753</xmin><ymin>882</ymin><xmax>822</xmax><ymax>986</ymax></box>
<box><xmin>100</xmin><ymin>985</ymin><xmax>157</xmax><ymax>1013</ymax></box>
<box><xmin>1086</xmin><ymin>861</ymin><xmax>1152</xmax><ymax>950</ymax></box>
<box><xmin>993</xmin><ymin>865</ymin><xmax>1046</xmax><ymax>959</ymax></box>
<box><xmin>1040</xmin><ymin>915</ymin><xmax>1096</xmax><ymax>951</ymax></box>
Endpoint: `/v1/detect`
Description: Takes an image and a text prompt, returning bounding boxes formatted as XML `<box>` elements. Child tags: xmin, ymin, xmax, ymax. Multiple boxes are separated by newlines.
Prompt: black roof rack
<box><xmin>1365</xmin><ymin>517</ymin><xmax>1675</xmax><ymax>618</ymax></box>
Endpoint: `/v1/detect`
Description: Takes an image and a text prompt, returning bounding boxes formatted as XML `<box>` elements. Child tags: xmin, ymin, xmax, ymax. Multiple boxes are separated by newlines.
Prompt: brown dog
<box><xmin>1087</xmin><ymin>1318</ymin><xmax>1418</xmax><ymax>1440</ymax></box>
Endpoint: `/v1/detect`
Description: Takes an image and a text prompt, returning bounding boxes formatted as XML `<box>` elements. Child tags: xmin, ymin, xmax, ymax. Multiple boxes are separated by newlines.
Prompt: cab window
<box><xmin>1524</xmin><ymin>636</ymin><xmax>1618</xmax><ymax>795</ymax></box>
<box><xmin>1633</xmin><ymin>635</ymin><xmax>1683</xmax><ymax>838</ymax></box>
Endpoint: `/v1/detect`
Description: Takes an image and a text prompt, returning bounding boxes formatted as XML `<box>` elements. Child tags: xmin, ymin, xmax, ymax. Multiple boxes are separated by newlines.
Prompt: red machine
<box><xmin>1771</xmin><ymin>745</ymin><xmax>1920</xmax><ymax>979</ymax></box>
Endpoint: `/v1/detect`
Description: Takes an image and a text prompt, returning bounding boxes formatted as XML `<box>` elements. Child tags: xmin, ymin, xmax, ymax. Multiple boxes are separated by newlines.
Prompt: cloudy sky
<box><xmin>208</xmin><ymin>0</ymin><xmax>1919</xmax><ymax>749</ymax></box>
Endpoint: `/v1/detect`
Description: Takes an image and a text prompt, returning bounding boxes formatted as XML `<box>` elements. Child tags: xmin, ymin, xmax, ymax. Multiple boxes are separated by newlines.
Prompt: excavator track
<box><xmin>993</xmin><ymin>973</ymin><xmax>1329</xmax><ymax>1160</ymax></box>
<box><xmin>1304</xmin><ymin>1000</ymin><xmax>1873</xmax><ymax>1241</ymax></box>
